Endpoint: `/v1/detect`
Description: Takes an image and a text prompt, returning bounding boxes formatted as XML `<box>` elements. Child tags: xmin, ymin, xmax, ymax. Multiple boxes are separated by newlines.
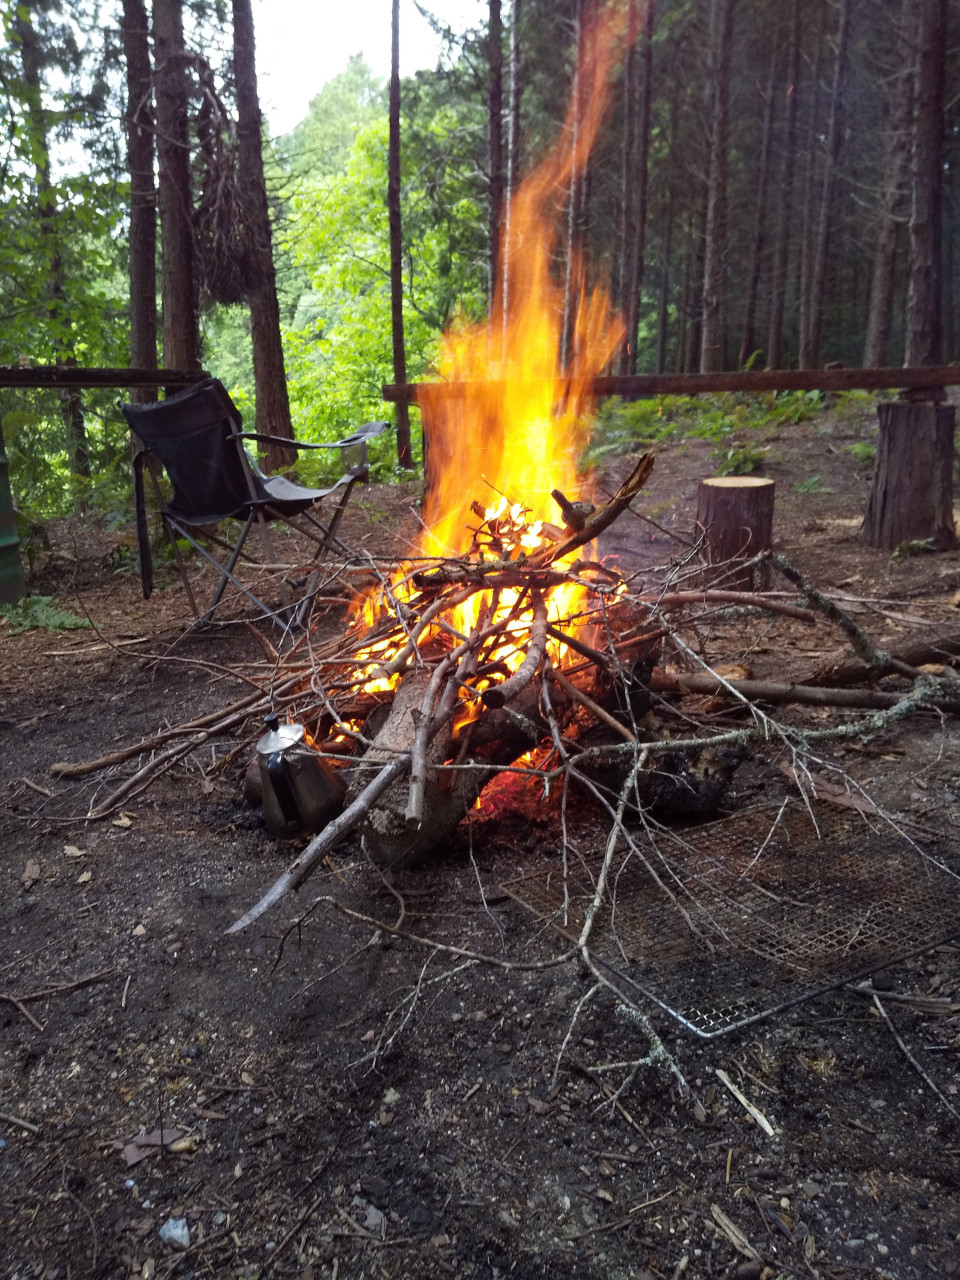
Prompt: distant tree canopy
<box><xmin>1</xmin><ymin>0</ymin><xmax>958</xmax><ymax>514</ymax></box>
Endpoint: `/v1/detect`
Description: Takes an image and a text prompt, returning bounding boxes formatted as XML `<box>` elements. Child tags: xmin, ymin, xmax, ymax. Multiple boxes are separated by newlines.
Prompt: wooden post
<box><xmin>862</xmin><ymin>398</ymin><xmax>957</xmax><ymax>551</ymax></box>
<box><xmin>696</xmin><ymin>476</ymin><xmax>775</xmax><ymax>589</ymax></box>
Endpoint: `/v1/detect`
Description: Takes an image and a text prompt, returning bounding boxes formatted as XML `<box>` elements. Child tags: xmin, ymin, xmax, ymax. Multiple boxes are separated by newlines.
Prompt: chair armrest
<box><xmin>237</xmin><ymin>422</ymin><xmax>391</xmax><ymax>451</ymax></box>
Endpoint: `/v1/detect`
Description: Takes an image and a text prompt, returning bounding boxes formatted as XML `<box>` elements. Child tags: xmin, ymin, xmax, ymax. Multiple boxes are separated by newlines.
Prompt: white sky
<box><xmin>251</xmin><ymin>0</ymin><xmax>487</xmax><ymax>136</ymax></box>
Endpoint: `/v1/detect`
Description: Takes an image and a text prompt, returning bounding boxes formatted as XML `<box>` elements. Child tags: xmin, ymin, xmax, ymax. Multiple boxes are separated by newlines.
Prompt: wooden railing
<box><xmin>382</xmin><ymin>365</ymin><xmax>960</xmax><ymax>404</ymax></box>
<box><xmin>0</xmin><ymin>366</ymin><xmax>209</xmax><ymax>389</ymax></box>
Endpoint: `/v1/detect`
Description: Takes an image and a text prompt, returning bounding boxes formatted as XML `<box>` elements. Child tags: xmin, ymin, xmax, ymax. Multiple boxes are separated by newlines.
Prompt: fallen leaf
<box><xmin>76</xmin><ymin>870</ymin><xmax>92</xmax><ymax>885</ymax></box>
<box><xmin>112</xmin><ymin>813</ymin><xmax>134</xmax><ymax>828</ymax></box>
<box><xmin>360</xmin><ymin>1029</ymin><xmax>376</xmax><ymax>1043</ymax></box>
<box><xmin>132</xmin><ymin>924</ymin><xmax>147</xmax><ymax>937</ymax></box>
<box><xmin>527</xmin><ymin>1095</ymin><xmax>551</xmax><ymax>1116</ymax></box>
<box><xmin>596</xmin><ymin>1188</ymin><xmax>614</xmax><ymax>1203</ymax></box>
<box><xmin>63</xmin><ymin>844</ymin><xmax>86</xmax><ymax>859</ymax></box>
<box><xmin>21</xmin><ymin>859</ymin><xmax>41</xmax><ymax>889</ymax></box>
<box><xmin>780</xmin><ymin>762</ymin><xmax>879</xmax><ymax>817</ymax></box>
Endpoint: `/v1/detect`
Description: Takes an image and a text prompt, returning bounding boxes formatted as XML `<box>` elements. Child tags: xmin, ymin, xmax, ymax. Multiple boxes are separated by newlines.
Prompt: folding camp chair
<box><xmin>121</xmin><ymin>378</ymin><xmax>390</xmax><ymax>626</ymax></box>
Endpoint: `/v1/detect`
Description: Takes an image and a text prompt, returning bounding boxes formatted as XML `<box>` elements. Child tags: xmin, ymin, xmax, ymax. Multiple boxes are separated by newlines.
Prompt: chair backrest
<box><xmin>122</xmin><ymin>378</ymin><xmax>266</xmax><ymax>520</ymax></box>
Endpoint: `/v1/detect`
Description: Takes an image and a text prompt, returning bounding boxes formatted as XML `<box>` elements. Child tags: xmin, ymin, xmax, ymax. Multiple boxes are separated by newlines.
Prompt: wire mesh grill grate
<box><xmin>500</xmin><ymin>802</ymin><xmax>960</xmax><ymax>1037</ymax></box>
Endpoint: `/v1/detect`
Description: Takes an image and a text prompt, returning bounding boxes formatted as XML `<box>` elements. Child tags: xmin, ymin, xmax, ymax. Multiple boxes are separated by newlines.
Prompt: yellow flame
<box><xmin>352</xmin><ymin>1</ymin><xmax>636</xmax><ymax>686</ymax></box>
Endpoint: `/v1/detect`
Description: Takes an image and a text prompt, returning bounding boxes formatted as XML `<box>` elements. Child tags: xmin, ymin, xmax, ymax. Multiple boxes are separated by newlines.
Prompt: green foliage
<box><xmin>844</xmin><ymin>441</ymin><xmax>877</xmax><ymax>466</ymax></box>
<box><xmin>0</xmin><ymin>595</ymin><xmax>91</xmax><ymax>633</ymax></box>
<box><xmin>3</xmin><ymin>393</ymin><xmax>133</xmax><ymax>520</ymax></box>
<box><xmin>587</xmin><ymin>389</ymin><xmax>827</xmax><ymax>464</ymax></box>
<box><xmin>794</xmin><ymin>475</ymin><xmax>833</xmax><ymax>494</ymax></box>
<box><xmin>710</xmin><ymin>443</ymin><xmax>769</xmax><ymax>475</ymax></box>
<box><xmin>890</xmin><ymin>538</ymin><xmax>935</xmax><ymax>563</ymax></box>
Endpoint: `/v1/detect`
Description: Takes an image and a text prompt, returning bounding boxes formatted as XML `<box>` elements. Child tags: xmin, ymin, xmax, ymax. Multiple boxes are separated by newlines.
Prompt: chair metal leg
<box><xmin>146</xmin><ymin>467</ymin><xmax>201</xmax><ymax>619</ymax></box>
<box><xmin>165</xmin><ymin>515</ymin><xmax>281</xmax><ymax>623</ymax></box>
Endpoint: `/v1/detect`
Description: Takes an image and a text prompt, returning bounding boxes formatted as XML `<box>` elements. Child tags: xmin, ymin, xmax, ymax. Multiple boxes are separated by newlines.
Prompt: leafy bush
<box><xmin>0</xmin><ymin>596</ymin><xmax>91</xmax><ymax>633</ymax></box>
<box><xmin>844</xmin><ymin>441</ymin><xmax>876</xmax><ymax>466</ymax></box>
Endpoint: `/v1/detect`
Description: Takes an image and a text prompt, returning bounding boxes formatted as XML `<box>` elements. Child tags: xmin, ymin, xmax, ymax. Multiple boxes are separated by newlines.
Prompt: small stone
<box><xmin>158</xmin><ymin>1217</ymin><xmax>190</xmax><ymax>1249</ymax></box>
<box><xmin>731</xmin><ymin>1263</ymin><xmax>763</xmax><ymax>1280</ymax></box>
<box><xmin>364</xmin><ymin>1205</ymin><xmax>385</xmax><ymax>1234</ymax></box>
<box><xmin>133</xmin><ymin>924</ymin><xmax>146</xmax><ymax>937</ymax></box>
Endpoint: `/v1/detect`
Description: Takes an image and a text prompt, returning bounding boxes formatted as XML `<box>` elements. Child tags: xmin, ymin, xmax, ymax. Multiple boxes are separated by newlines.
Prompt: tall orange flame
<box><xmin>418</xmin><ymin>0</ymin><xmax>632</xmax><ymax>562</ymax></box>
<box><xmin>354</xmin><ymin>1</ymin><xmax>638</xmax><ymax>666</ymax></box>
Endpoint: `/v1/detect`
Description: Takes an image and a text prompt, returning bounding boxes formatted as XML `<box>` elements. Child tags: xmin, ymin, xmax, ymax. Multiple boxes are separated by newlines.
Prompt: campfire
<box><xmin>279</xmin><ymin>1</ymin><xmax>673</xmax><ymax>871</ymax></box>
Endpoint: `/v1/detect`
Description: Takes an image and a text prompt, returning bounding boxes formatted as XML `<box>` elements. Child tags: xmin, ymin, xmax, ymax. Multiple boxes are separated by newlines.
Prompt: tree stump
<box><xmin>696</xmin><ymin>476</ymin><xmax>775</xmax><ymax>589</ymax></box>
<box><xmin>862</xmin><ymin>400</ymin><xmax>957</xmax><ymax>550</ymax></box>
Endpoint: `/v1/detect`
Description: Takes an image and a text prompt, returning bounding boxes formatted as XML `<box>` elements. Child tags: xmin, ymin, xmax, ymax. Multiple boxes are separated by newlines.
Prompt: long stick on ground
<box><xmin>650</xmin><ymin>671</ymin><xmax>958</xmax><ymax>710</ymax></box>
<box><xmin>226</xmin><ymin>755</ymin><xmax>412</xmax><ymax>933</ymax></box>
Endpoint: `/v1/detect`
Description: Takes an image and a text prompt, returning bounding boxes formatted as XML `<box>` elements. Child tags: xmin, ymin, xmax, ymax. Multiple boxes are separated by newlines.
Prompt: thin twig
<box><xmin>871</xmin><ymin>993</ymin><xmax>960</xmax><ymax>1123</ymax></box>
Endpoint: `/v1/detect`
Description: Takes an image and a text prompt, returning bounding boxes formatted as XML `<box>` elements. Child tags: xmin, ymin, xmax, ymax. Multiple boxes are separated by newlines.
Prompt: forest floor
<box><xmin>3</xmin><ymin>397</ymin><xmax>960</xmax><ymax>1280</ymax></box>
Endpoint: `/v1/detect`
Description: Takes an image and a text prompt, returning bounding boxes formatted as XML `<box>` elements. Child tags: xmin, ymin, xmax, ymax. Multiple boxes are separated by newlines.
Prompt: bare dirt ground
<box><xmin>3</xmin><ymin>400</ymin><xmax>960</xmax><ymax>1280</ymax></box>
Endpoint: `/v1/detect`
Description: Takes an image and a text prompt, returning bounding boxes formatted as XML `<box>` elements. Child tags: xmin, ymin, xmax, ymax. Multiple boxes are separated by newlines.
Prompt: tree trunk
<box><xmin>15</xmin><ymin>4</ymin><xmax>90</xmax><ymax>483</ymax></box>
<box><xmin>699</xmin><ymin>0</ymin><xmax>733</xmax><ymax>373</ymax></box>
<box><xmin>121</xmin><ymin>0</ymin><xmax>158</xmax><ymax>406</ymax></box>
<box><xmin>501</xmin><ymin>0</ymin><xmax>524</xmax><ymax>346</ymax></box>
<box><xmin>862</xmin><ymin>400</ymin><xmax>956</xmax><ymax>550</ymax></box>
<box><xmin>615</xmin><ymin>0</ymin><xmax>638</xmax><ymax>333</ymax></box>
<box><xmin>619</xmin><ymin>0</ymin><xmax>654</xmax><ymax>377</ymax></box>
<box><xmin>738</xmin><ymin>35</ymin><xmax>778</xmax><ymax>368</ymax></box>
<box><xmin>905</xmin><ymin>0</ymin><xmax>947</xmax><ymax>367</ymax></box>
<box><xmin>655</xmin><ymin>178</ymin><xmax>676</xmax><ymax>375</ymax></box>
<box><xmin>696</xmin><ymin>476</ymin><xmax>775</xmax><ymax>589</ymax></box>
<box><xmin>232</xmin><ymin>0</ymin><xmax>294</xmax><ymax>473</ymax></box>
<box><xmin>488</xmin><ymin>0</ymin><xmax>504</xmax><ymax>312</ymax></box>
<box><xmin>796</xmin><ymin>22</ymin><xmax>822</xmax><ymax>369</ymax></box>
<box><xmin>687</xmin><ymin>197</ymin><xmax>708</xmax><ymax>371</ymax></box>
<box><xmin>862</xmin><ymin>0</ymin><xmax>915</xmax><ymax>368</ymax></box>
<box><xmin>800</xmin><ymin>0</ymin><xmax>851</xmax><ymax>370</ymax></box>
<box><xmin>765</xmin><ymin>0</ymin><xmax>801</xmax><ymax>369</ymax></box>
<box><xmin>153</xmin><ymin>0</ymin><xmax>201</xmax><ymax>373</ymax></box>
<box><xmin>388</xmin><ymin>0</ymin><xmax>413</xmax><ymax>470</ymax></box>
<box><xmin>561</xmin><ymin>0</ymin><xmax>586</xmax><ymax>373</ymax></box>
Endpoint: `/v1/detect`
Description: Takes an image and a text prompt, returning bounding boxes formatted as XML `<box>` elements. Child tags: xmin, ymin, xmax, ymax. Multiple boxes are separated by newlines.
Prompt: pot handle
<box><xmin>265</xmin><ymin>752</ymin><xmax>301</xmax><ymax>829</ymax></box>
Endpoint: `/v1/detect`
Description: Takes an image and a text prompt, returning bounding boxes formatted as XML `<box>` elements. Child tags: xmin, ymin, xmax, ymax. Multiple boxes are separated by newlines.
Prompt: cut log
<box><xmin>862</xmin><ymin>400</ymin><xmax>957</xmax><ymax>550</ymax></box>
<box><xmin>695</xmin><ymin>476</ymin><xmax>775</xmax><ymax>589</ymax></box>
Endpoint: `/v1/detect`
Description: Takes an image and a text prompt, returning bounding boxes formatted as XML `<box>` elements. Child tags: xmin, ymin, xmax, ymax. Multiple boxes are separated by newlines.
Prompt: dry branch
<box><xmin>804</xmin><ymin>631</ymin><xmax>960</xmax><ymax>687</ymax></box>
<box><xmin>226</xmin><ymin>755</ymin><xmax>412</xmax><ymax>933</ymax></box>
<box><xmin>529</xmin><ymin>453</ymin><xmax>655</xmax><ymax>567</ymax></box>
<box><xmin>651</xmin><ymin>672</ymin><xmax>948</xmax><ymax>710</ymax></box>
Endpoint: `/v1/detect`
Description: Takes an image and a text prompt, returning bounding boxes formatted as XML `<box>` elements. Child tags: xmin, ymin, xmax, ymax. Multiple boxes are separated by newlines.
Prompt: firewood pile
<box><xmin>50</xmin><ymin>448</ymin><xmax>960</xmax><ymax>943</ymax></box>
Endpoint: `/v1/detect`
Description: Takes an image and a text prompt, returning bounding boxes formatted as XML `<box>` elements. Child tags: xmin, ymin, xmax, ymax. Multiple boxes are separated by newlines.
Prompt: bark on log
<box><xmin>351</xmin><ymin>670</ymin><xmax>569</xmax><ymax>871</ymax></box>
<box><xmin>695</xmin><ymin>477</ymin><xmax>775</xmax><ymax>589</ymax></box>
<box><xmin>862</xmin><ymin>400</ymin><xmax>957</xmax><ymax>550</ymax></box>
<box><xmin>803</xmin><ymin>631</ymin><xmax>960</xmax><ymax>687</ymax></box>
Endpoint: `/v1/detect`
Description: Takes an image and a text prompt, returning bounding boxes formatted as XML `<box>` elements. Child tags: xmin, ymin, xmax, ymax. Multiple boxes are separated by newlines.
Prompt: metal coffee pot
<box><xmin>256</xmin><ymin>713</ymin><xmax>345</xmax><ymax>839</ymax></box>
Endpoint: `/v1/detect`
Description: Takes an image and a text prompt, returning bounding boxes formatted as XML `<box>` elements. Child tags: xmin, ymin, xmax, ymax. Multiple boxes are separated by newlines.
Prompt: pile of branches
<box><xmin>52</xmin><ymin>452</ymin><xmax>960</xmax><ymax>944</ymax></box>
